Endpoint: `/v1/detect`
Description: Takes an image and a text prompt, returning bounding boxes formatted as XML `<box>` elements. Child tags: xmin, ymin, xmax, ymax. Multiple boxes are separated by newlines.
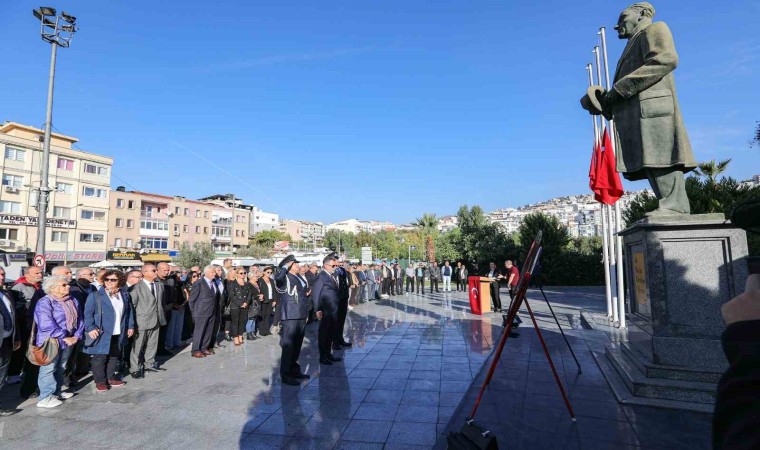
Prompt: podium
<box><xmin>468</xmin><ymin>276</ymin><xmax>493</xmax><ymax>315</ymax></box>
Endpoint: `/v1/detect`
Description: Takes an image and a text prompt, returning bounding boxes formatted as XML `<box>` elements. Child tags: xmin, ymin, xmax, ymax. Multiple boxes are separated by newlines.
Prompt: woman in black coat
<box><xmin>257</xmin><ymin>266</ymin><xmax>278</xmax><ymax>336</ymax></box>
<box><xmin>226</xmin><ymin>268</ymin><xmax>253</xmax><ymax>346</ymax></box>
<box><xmin>245</xmin><ymin>269</ymin><xmax>263</xmax><ymax>340</ymax></box>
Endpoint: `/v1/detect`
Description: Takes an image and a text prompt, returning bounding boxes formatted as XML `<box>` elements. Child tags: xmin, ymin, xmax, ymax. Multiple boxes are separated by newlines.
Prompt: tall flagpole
<box><xmin>594</xmin><ymin>46</ymin><xmax>619</xmax><ymax>323</ymax></box>
<box><xmin>600</xmin><ymin>27</ymin><xmax>627</xmax><ymax>328</ymax></box>
<box><xmin>587</xmin><ymin>63</ymin><xmax>613</xmax><ymax>320</ymax></box>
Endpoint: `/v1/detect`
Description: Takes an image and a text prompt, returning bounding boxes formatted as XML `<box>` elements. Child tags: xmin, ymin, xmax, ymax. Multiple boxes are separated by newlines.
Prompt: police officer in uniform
<box><xmin>331</xmin><ymin>254</ymin><xmax>353</xmax><ymax>350</ymax></box>
<box><xmin>275</xmin><ymin>255</ymin><xmax>310</xmax><ymax>386</ymax></box>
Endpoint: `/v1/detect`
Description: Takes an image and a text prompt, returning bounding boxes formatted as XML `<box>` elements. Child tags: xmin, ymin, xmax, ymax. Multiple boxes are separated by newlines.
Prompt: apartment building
<box><xmin>198</xmin><ymin>194</ymin><xmax>253</xmax><ymax>255</ymax></box>
<box><xmin>0</xmin><ymin>122</ymin><xmax>111</xmax><ymax>268</ymax></box>
<box><xmin>250</xmin><ymin>207</ymin><xmax>279</xmax><ymax>235</ymax></box>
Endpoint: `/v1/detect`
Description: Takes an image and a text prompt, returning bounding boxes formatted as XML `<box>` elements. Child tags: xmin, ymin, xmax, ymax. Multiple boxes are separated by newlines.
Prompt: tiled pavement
<box><xmin>0</xmin><ymin>287</ymin><xmax>713</xmax><ymax>449</ymax></box>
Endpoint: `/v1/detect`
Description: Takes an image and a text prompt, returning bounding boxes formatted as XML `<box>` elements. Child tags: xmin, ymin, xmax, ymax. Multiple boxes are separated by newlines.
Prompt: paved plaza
<box><xmin>0</xmin><ymin>287</ymin><xmax>712</xmax><ymax>449</ymax></box>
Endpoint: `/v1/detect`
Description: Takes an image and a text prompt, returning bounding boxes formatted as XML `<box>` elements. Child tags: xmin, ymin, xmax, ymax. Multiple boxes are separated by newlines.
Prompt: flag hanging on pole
<box><xmin>594</xmin><ymin>127</ymin><xmax>624</xmax><ymax>205</ymax></box>
<box><xmin>588</xmin><ymin>136</ymin><xmax>602</xmax><ymax>197</ymax></box>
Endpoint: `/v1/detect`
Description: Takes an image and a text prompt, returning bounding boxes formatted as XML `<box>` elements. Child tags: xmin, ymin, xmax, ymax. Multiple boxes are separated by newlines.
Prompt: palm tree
<box><xmin>413</xmin><ymin>213</ymin><xmax>439</xmax><ymax>262</ymax></box>
<box><xmin>696</xmin><ymin>159</ymin><xmax>732</xmax><ymax>185</ymax></box>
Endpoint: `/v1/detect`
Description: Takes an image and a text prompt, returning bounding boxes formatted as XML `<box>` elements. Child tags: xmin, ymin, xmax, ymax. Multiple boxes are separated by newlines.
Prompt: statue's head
<box><xmin>614</xmin><ymin>2</ymin><xmax>655</xmax><ymax>39</ymax></box>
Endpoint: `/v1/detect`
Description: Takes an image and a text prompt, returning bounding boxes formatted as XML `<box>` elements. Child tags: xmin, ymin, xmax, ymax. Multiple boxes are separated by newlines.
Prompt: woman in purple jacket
<box><xmin>34</xmin><ymin>275</ymin><xmax>84</xmax><ymax>408</ymax></box>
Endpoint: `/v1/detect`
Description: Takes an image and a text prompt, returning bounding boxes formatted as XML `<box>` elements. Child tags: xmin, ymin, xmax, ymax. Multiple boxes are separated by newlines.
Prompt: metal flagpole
<box><xmin>594</xmin><ymin>46</ymin><xmax>619</xmax><ymax>324</ymax></box>
<box><xmin>587</xmin><ymin>63</ymin><xmax>613</xmax><ymax>320</ymax></box>
<box><xmin>600</xmin><ymin>27</ymin><xmax>627</xmax><ymax>328</ymax></box>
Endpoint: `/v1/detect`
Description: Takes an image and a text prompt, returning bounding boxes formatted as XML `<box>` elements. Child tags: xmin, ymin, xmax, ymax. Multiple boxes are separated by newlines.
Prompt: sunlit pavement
<box><xmin>0</xmin><ymin>288</ymin><xmax>711</xmax><ymax>449</ymax></box>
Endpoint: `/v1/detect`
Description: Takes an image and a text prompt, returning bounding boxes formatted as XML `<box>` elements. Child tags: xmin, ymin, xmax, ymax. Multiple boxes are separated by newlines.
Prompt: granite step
<box><xmin>620</xmin><ymin>341</ymin><xmax>723</xmax><ymax>384</ymax></box>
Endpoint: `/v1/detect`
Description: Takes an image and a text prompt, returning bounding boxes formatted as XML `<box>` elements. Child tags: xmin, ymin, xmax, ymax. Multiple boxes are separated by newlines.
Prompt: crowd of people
<box><xmin>0</xmin><ymin>255</ymin><xmax>524</xmax><ymax>412</ymax></box>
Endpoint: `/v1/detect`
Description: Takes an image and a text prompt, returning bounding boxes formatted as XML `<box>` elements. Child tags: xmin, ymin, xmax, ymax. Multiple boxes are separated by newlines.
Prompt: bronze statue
<box><xmin>581</xmin><ymin>2</ymin><xmax>697</xmax><ymax>216</ymax></box>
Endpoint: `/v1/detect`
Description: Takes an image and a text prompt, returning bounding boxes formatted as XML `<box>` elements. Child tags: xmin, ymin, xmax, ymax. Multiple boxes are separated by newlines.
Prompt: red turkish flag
<box><xmin>594</xmin><ymin>128</ymin><xmax>624</xmax><ymax>205</ymax></box>
<box><xmin>589</xmin><ymin>136</ymin><xmax>601</xmax><ymax>198</ymax></box>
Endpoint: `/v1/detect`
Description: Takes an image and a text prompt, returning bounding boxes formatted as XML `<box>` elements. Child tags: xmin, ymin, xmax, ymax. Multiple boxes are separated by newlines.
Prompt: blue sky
<box><xmin>2</xmin><ymin>0</ymin><xmax>758</xmax><ymax>224</ymax></box>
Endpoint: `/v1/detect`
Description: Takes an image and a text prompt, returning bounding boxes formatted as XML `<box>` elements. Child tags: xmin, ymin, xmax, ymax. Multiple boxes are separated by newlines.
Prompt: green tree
<box><xmin>696</xmin><ymin>158</ymin><xmax>732</xmax><ymax>185</ymax></box>
<box><xmin>252</xmin><ymin>230</ymin><xmax>292</xmax><ymax>249</ymax></box>
<box><xmin>452</xmin><ymin>205</ymin><xmax>517</xmax><ymax>271</ymax></box>
<box><xmin>174</xmin><ymin>242</ymin><xmax>215</xmax><ymax>269</ymax></box>
<box><xmin>324</xmin><ymin>229</ymin><xmax>357</xmax><ymax>257</ymax></box>
<box><xmin>413</xmin><ymin>213</ymin><xmax>439</xmax><ymax>262</ymax></box>
<box><xmin>435</xmin><ymin>229</ymin><xmax>461</xmax><ymax>263</ymax></box>
<box><xmin>235</xmin><ymin>244</ymin><xmax>270</xmax><ymax>258</ymax></box>
<box><xmin>517</xmin><ymin>213</ymin><xmax>571</xmax><ymax>283</ymax></box>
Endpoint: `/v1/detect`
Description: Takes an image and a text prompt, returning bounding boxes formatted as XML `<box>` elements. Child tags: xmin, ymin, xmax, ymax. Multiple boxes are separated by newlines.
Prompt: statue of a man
<box><xmin>584</xmin><ymin>2</ymin><xmax>697</xmax><ymax>216</ymax></box>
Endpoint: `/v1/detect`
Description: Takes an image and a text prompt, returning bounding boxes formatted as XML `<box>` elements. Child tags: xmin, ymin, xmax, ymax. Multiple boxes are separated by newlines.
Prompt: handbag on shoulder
<box><xmin>26</xmin><ymin>319</ymin><xmax>60</xmax><ymax>366</ymax></box>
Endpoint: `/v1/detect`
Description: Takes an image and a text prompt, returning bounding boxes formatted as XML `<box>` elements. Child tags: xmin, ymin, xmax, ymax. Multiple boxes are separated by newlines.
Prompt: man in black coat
<box><xmin>332</xmin><ymin>257</ymin><xmax>352</xmax><ymax>350</ymax></box>
<box><xmin>188</xmin><ymin>266</ymin><xmax>219</xmax><ymax>358</ymax></box>
<box><xmin>311</xmin><ymin>256</ymin><xmax>343</xmax><ymax>365</ymax></box>
<box><xmin>275</xmin><ymin>255</ymin><xmax>311</xmax><ymax>386</ymax></box>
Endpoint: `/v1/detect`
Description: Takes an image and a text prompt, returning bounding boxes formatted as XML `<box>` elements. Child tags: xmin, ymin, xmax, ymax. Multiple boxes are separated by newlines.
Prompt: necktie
<box><xmin>150</xmin><ymin>282</ymin><xmax>156</xmax><ymax>299</ymax></box>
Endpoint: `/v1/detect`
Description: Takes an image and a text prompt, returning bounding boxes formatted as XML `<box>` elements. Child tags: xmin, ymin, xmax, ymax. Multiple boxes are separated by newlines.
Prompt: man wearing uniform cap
<box><xmin>275</xmin><ymin>255</ymin><xmax>310</xmax><ymax>386</ymax></box>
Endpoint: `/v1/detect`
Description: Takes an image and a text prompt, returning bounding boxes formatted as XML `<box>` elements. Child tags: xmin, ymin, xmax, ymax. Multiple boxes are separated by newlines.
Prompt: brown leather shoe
<box><xmin>192</xmin><ymin>351</ymin><xmax>207</xmax><ymax>358</ymax></box>
<box><xmin>202</xmin><ymin>349</ymin><xmax>215</xmax><ymax>356</ymax></box>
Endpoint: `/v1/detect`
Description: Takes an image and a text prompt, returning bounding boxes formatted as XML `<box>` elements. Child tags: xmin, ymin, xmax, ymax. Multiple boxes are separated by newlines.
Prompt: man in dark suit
<box><xmin>305</xmin><ymin>264</ymin><xmax>319</xmax><ymax>323</ymax></box>
<box><xmin>188</xmin><ymin>265</ymin><xmax>219</xmax><ymax>359</ymax></box>
<box><xmin>311</xmin><ymin>256</ymin><xmax>343</xmax><ymax>365</ymax></box>
<box><xmin>333</xmin><ymin>257</ymin><xmax>352</xmax><ymax>350</ymax></box>
<box><xmin>0</xmin><ymin>267</ymin><xmax>21</xmax><ymax>416</ymax></box>
<box><xmin>275</xmin><ymin>255</ymin><xmax>310</xmax><ymax>386</ymax></box>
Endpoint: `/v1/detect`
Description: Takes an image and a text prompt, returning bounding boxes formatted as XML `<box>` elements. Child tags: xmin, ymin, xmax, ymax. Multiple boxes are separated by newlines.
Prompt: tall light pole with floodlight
<box><xmin>32</xmin><ymin>6</ymin><xmax>77</xmax><ymax>258</ymax></box>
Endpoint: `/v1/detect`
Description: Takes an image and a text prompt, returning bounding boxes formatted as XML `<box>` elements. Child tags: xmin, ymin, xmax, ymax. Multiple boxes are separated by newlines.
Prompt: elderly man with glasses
<box><xmin>128</xmin><ymin>264</ymin><xmax>168</xmax><ymax>379</ymax></box>
<box><xmin>66</xmin><ymin>267</ymin><xmax>97</xmax><ymax>387</ymax></box>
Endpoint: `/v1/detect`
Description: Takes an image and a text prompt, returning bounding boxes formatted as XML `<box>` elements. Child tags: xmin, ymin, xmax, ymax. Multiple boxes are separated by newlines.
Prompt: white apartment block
<box><xmin>251</xmin><ymin>207</ymin><xmax>279</xmax><ymax>234</ymax></box>
<box><xmin>0</xmin><ymin>122</ymin><xmax>111</xmax><ymax>268</ymax></box>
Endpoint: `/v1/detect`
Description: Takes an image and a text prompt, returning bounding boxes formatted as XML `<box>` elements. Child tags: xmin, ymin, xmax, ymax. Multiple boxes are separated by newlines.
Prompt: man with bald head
<box><xmin>128</xmin><ymin>264</ymin><xmax>168</xmax><ymax>378</ymax></box>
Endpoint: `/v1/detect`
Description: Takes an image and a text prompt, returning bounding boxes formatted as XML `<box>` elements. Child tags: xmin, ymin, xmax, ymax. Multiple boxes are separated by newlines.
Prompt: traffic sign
<box><xmin>33</xmin><ymin>254</ymin><xmax>46</xmax><ymax>268</ymax></box>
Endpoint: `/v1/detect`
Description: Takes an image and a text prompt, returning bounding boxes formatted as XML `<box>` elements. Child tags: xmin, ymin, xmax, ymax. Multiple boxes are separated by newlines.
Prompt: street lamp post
<box><xmin>32</xmin><ymin>7</ymin><xmax>77</xmax><ymax>258</ymax></box>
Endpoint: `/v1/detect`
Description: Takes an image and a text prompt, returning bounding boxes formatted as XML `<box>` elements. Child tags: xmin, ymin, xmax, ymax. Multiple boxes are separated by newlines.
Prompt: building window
<box><xmin>173</xmin><ymin>240</ymin><xmax>179</xmax><ymax>249</ymax></box>
<box><xmin>0</xmin><ymin>201</ymin><xmax>21</xmax><ymax>214</ymax></box>
<box><xmin>127</xmin><ymin>219</ymin><xmax>134</xmax><ymax>228</ymax></box>
<box><xmin>125</xmin><ymin>238</ymin><xmax>133</xmax><ymax>248</ymax></box>
<box><xmin>116</xmin><ymin>199</ymin><xmax>124</xmax><ymax>208</ymax></box>
<box><xmin>195</xmin><ymin>210</ymin><xmax>201</xmax><ymax>218</ymax></box>
<box><xmin>4</xmin><ymin>147</ymin><xmax>25</xmax><ymax>162</ymax></box>
<box><xmin>127</xmin><ymin>200</ymin><xmax>135</xmax><ymax>209</ymax></box>
<box><xmin>0</xmin><ymin>228</ymin><xmax>19</xmax><ymax>240</ymax></box>
<box><xmin>143</xmin><ymin>237</ymin><xmax>168</xmax><ymax>249</ymax></box>
<box><xmin>174</xmin><ymin>206</ymin><xmax>180</xmax><ymax>215</ymax></box>
<box><xmin>55</xmin><ymin>182</ymin><xmax>73</xmax><ymax>194</ymax></box>
<box><xmin>184</xmin><ymin>208</ymin><xmax>189</xmax><ymax>216</ymax></box>
<box><xmin>52</xmin><ymin>206</ymin><xmax>71</xmax><ymax>219</ymax></box>
<box><xmin>204</xmin><ymin>227</ymin><xmax>208</xmax><ymax>234</ymax></box>
<box><xmin>141</xmin><ymin>218</ymin><xmax>169</xmax><ymax>231</ymax></box>
<box><xmin>183</xmin><ymin>225</ymin><xmax>188</xmax><ymax>233</ymax></box>
<box><xmin>195</xmin><ymin>226</ymin><xmax>200</xmax><ymax>234</ymax></box>
<box><xmin>115</xmin><ymin>218</ymin><xmax>124</xmax><ymax>227</ymax></box>
<box><xmin>51</xmin><ymin>231</ymin><xmax>67</xmax><ymax>242</ymax></box>
<box><xmin>82</xmin><ymin>186</ymin><xmax>107</xmax><ymax>198</ymax></box>
<box><xmin>204</xmin><ymin>211</ymin><xmax>209</xmax><ymax>219</ymax></box>
<box><xmin>79</xmin><ymin>233</ymin><xmax>104</xmax><ymax>243</ymax></box>
<box><xmin>114</xmin><ymin>238</ymin><xmax>122</xmax><ymax>247</ymax></box>
<box><xmin>2</xmin><ymin>174</ymin><xmax>23</xmax><ymax>188</ymax></box>
<box><xmin>57</xmin><ymin>158</ymin><xmax>74</xmax><ymax>171</ymax></box>
<box><xmin>83</xmin><ymin>163</ymin><xmax>108</xmax><ymax>176</ymax></box>
<box><xmin>81</xmin><ymin>210</ymin><xmax>106</xmax><ymax>220</ymax></box>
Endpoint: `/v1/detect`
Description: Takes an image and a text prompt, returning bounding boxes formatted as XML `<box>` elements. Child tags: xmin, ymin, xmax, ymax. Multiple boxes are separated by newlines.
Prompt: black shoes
<box><xmin>131</xmin><ymin>370</ymin><xmax>144</xmax><ymax>379</ymax></box>
<box><xmin>292</xmin><ymin>373</ymin><xmax>310</xmax><ymax>380</ymax></box>
<box><xmin>339</xmin><ymin>341</ymin><xmax>352</xmax><ymax>348</ymax></box>
<box><xmin>245</xmin><ymin>333</ymin><xmax>257</xmax><ymax>341</ymax></box>
<box><xmin>281</xmin><ymin>377</ymin><xmax>300</xmax><ymax>386</ymax></box>
<box><xmin>147</xmin><ymin>363</ymin><xmax>166</xmax><ymax>372</ymax></box>
<box><xmin>328</xmin><ymin>354</ymin><xmax>342</xmax><ymax>362</ymax></box>
<box><xmin>320</xmin><ymin>357</ymin><xmax>333</xmax><ymax>365</ymax></box>
<box><xmin>332</xmin><ymin>344</ymin><xmax>343</xmax><ymax>351</ymax></box>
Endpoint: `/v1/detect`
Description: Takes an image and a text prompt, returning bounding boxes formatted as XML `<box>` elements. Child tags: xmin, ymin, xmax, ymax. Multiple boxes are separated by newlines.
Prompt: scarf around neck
<box><xmin>50</xmin><ymin>294</ymin><xmax>77</xmax><ymax>331</ymax></box>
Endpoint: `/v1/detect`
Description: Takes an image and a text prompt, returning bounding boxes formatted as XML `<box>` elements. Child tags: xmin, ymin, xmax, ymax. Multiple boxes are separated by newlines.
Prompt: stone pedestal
<box><xmin>595</xmin><ymin>215</ymin><xmax>750</xmax><ymax>410</ymax></box>
<box><xmin>621</xmin><ymin>215</ymin><xmax>749</xmax><ymax>372</ymax></box>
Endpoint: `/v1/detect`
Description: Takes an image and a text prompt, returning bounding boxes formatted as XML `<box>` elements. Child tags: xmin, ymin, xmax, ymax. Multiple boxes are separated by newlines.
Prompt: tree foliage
<box><xmin>696</xmin><ymin>159</ymin><xmax>732</xmax><ymax>185</ymax></box>
<box><xmin>252</xmin><ymin>230</ymin><xmax>292</xmax><ymax>249</ymax></box>
<box><xmin>449</xmin><ymin>205</ymin><xmax>518</xmax><ymax>272</ymax></box>
<box><xmin>414</xmin><ymin>213</ymin><xmax>439</xmax><ymax>262</ymax></box>
<box><xmin>174</xmin><ymin>242</ymin><xmax>215</xmax><ymax>269</ymax></box>
<box><xmin>235</xmin><ymin>244</ymin><xmax>270</xmax><ymax>258</ymax></box>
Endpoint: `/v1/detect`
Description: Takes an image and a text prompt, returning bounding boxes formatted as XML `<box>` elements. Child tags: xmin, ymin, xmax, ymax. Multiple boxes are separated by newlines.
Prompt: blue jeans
<box><xmin>245</xmin><ymin>319</ymin><xmax>257</xmax><ymax>334</ymax></box>
<box><xmin>166</xmin><ymin>307</ymin><xmax>185</xmax><ymax>348</ymax></box>
<box><xmin>38</xmin><ymin>345</ymin><xmax>73</xmax><ymax>400</ymax></box>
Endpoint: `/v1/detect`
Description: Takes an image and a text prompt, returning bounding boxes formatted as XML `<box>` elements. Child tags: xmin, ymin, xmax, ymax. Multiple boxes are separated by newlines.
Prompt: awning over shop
<box><xmin>140</xmin><ymin>253</ymin><xmax>172</xmax><ymax>263</ymax></box>
<box><xmin>90</xmin><ymin>260</ymin><xmax>144</xmax><ymax>268</ymax></box>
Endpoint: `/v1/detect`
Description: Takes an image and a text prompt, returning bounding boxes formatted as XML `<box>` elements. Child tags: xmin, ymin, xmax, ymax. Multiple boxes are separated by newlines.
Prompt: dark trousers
<box><xmin>431</xmin><ymin>277</ymin><xmax>439</xmax><ymax>292</ymax></box>
<box><xmin>389</xmin><ymin>279</ymin><xmax>396</xmax><ymax>295</ymax></box>
<box><xmin>157</xmin><ymin>310</ymin><xmax>172</xmax><ymax>351</ymax></box>
<box><xmin>280</xmin><ymin>319</ymin><xmax>306</xmax><ymax>378</ymax></box>
<box><xmin>273</xmin><ymin>304</ymin><xmax>282</xmax><ymax>327</ymax></box>
<box><xmin>417</xmin><ymin>277</ymin><xmax>425</xmax><ymax>293</ymax></box>
<box><xmin>318</xmin><ymin>314</ymin><xmax>337</xmax><ymax>357</ymax></box>
<box><xmin>490</xmin><ymin>282</ymin><xmax>502</xmax><ymax>310</ymax></box>
<box><xmin>0</xmin><ymin>337</ymin><xmax>12</xmax><ymax>395</ymax></box>
<box><xmin>192</xmin><ymin>315</ymin><xmax>215</xmax><ymax>353</ymax></box>
<box><xmin>8</xmin><ymin>329</ymin><xmax>27</xmax><ymax>377</ymax></box>
<box><xmin>258</xmin><ymin>302</ymin><xmax>273</xmax><ymax>335</ymax></box>
<box><xmin>406</xmin><ymin>277</ymin><xmax>415</xmax><ymax>292</ymax></box>
<box><xmin>229</xmin><ymin>308</ymin><xmax>248</xmax><ymax>337</ymax></box>
<box><xmin>91</xmin><ymin>335</ymin><xmax>120</xmax><ymax>384</ymax></box>
<box><xmin>334</xmin><ymin>297</ymin><xmax>348</xmax><ymax>344</ymax></box>
<box><xmin>20</xmin><ymin>359</ymin><xmax>40</xmax><ymax>398</ymax></box>
<box><xmin>456</xmin><ymin>278</ymin><xmax>466</xmax><ymax>291</ymax></box>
